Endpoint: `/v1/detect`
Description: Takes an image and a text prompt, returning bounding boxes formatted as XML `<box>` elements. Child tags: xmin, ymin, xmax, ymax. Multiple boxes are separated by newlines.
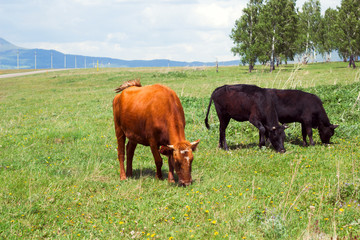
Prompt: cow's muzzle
<box><xmin>179</xmin><ymin>179</ymin><xmax>192</xmax><ymax>187</ymax></box>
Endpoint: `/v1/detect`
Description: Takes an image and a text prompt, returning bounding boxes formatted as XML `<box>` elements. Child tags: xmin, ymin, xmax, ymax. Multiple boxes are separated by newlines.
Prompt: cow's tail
<box><xmin>114</xmin><ymin>78</ymin><xmax>141</xmax><ymax>93</ymax></box>
<box><xmin>204</xmin><ymin>96</ymin><xmax>213</xmax><ymax>130</ymax></box>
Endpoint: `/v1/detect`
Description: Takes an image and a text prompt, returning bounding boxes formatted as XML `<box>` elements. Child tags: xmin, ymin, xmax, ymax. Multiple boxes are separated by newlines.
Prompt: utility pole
<box><xmin>17</xmin><ymin>50</ymin><xmax>19</xmax><ymax>69</ymax></box>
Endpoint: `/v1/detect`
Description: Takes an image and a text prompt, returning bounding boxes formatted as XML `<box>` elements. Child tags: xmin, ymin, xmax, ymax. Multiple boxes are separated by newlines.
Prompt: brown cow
<box><xmin>113</xmin><ymin>79</ymin><xmax>200</xmax><ymax>186</ymax></box>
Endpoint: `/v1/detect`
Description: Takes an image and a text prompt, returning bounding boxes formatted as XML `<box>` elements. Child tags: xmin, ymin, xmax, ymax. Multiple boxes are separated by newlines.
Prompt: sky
<box><xmin>0</xmin><ymin>0</ymin><xmax>342</xmax><ymax>62</ymax></box>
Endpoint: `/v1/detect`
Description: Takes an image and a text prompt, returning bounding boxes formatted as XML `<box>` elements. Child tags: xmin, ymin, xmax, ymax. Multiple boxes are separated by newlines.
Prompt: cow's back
<box><xmin>272</xmin><ymin>89</ymin><xmax>322</xmax><ymax>110</ymax></box>
<box><xmin>212</xmin><ymin>84</ymin><xmax>273</xmax><ymax>122</ymax></box>
<box><xmin>113</xmin><ymin>84</ymin><xmax>185</xmax><ymax>146</ymax></box>
<box><xmin>270</xmin><ymin>89</ymin><xmax>328</xmax><ymax>126</ymax></box>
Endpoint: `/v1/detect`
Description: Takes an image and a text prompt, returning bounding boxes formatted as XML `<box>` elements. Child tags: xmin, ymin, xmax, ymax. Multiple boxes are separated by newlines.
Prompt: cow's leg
<box><xmin>126</xmin><ymin>141</ymin><xmax>137</xmax><ymax>178</ymax></box>
<box><xmin>258</xmin><ymin>126</ymin><xmax>267</xmax><ymax>148</ymax></box>
<box><xmin>306</xmin><ymin>126</ymin><xmax>315</xmax><ymax>146</ymax></box>
<box><xmin>264</xmin><ymin>129</ymin><xmax>270</xmax><ymax>145</ymax></box>
<box><xmin>302</xmin><ymin>123</ymin><xmax>314</xmax><ymax>146</ymax></box>
<box><xmin>150</xmin><ymin>144</ymin><xmax>163</xmax><ymax>180</ymax></box>
<box><xmin>258</xmin><ymin>129</ymin><xmax>266</xmax><ymax>147</ymax></box>
<box><xmin>249</xmin><ymin>116</ymin><xmax>266</xmax><ymax>148</ymax></box>
<box><xmin>167</xmin><ymin>156</ymin><xmax>175</xmax><ymax>183</ymax></box>
<box><xmin>115</xmin><ymin>125</ymin><xmax>126</xmax><ymax>180</ymax></box>
<box><xmin>219</xmin><ymin>116</ymin><xmax>230</xmax><ymax>150</ymax></box>
<box><xmin>301</xmin><ymin>123</ymin><xmax>308</xmax><ymax>146</ymax></box>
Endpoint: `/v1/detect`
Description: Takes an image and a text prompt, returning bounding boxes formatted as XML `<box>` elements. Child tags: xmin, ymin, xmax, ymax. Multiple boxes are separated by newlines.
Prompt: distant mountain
<box><xmin>0</xmin><ymin>37</ymin><xmax>239</xmax><ymax>69</ymax></box>
<box><xmin>0</xmin><ymin>38</ymin><xmax>24</xmax><ymax>52</ymax></box>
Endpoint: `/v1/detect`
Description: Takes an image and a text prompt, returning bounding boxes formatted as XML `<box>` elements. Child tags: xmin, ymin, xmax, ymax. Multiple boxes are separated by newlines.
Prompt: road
<box><xmin>0</xmin><ymin>69</ymin><xmax>66</xmax><ymax>79</ymax></box>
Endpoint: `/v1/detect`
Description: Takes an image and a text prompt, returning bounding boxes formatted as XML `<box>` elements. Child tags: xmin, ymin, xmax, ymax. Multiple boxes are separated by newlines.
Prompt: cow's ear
<box><xmin>159</xmin><ymin>145</ymin><xmax>174</xmax><ymax>156</ymax></box>
<box><xmin>331</xmin><ymin>124</ymin><xmax>339</xmax><ymax>129</ymax></box>
<box><xmin>190</xmin><ymin>140</ymin><xmax>200</xmax><ymax>151</ymax></box>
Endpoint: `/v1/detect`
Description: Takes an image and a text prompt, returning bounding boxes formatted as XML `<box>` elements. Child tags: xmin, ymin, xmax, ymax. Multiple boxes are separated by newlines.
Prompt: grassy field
<box><xmin>1</xmin><ymin>62</ymin><xmax>360</xmax><ymax>239</ymax></box>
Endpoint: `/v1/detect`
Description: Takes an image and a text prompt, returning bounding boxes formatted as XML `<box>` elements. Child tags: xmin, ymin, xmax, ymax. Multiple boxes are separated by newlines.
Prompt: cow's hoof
<box><xmin>155</xmin><ymin>175</ymin><xmax>164</xmax><ymax>181</ymax></box>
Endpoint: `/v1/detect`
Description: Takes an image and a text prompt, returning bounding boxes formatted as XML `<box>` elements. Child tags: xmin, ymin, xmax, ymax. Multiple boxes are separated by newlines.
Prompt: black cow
<box><xmin>267</xmin><ymin>89</ymin><xmax>338</xmax><ymax>146</ymax></box>
<box><xmin>204</xmin><ymin>84</ymin><xmax>287</xmax><ymax>153</ymax></box>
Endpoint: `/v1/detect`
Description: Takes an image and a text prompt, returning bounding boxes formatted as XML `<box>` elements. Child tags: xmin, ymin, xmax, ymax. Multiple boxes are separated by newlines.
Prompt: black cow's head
<box><xmin>319</xmin><ymin>124</ymin><xmax>338</xmax><ymax>144</ymax></box>
<box><xmin>267</xmin><ymin>125</ymin><xmax>287</xmax><ymax>153</ymax></box>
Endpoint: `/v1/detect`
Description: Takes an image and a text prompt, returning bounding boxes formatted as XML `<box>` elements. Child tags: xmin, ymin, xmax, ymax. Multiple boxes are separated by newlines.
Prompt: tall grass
<box><xmin>1</xmin><ymin>63</ymin><xmax>359</xmax><ymax>239</ymax></box>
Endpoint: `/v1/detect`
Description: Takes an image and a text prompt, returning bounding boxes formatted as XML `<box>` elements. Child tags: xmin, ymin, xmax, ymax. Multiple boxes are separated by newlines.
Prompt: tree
<box><xmin>279</xmin><ymin>0</ymin><xmax>298</xmax><ymax>64</ymax></box>
<box><xmin>230</xmin><ymin>0</ymin><xmax>263</xmax><ymax>72</ymax></box>
<box><xmin>257</xmin><ymin>0</ymin><xmax>298</xmax><ymax>71</ymax></box>
<box><xmin>317</xmin><ymin>8</ymin><xmax>338</xmax><ymax>62</ymax></box>
<box><xmin>297</xmin><ymin>0</ymin><xmax>321</xmax><ymax>63</ymax></box>
<box><xmin>337</xmin><ymin>0</ymin><xmax>360</xmax><ymax>68</ymax></box>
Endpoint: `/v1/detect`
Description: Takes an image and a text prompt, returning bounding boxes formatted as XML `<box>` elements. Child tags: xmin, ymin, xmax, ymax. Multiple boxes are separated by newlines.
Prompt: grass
<box><xmin>1</xmin><ymin>62</ymin><xmax>360</xmax><ymax>239</ymax></box>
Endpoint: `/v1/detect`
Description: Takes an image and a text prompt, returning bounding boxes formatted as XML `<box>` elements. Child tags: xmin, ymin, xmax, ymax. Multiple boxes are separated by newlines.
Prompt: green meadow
<box><xmin>1</xmin><ymin>62</ymin><xmax>360</xmax><ymax>239</ymax></box>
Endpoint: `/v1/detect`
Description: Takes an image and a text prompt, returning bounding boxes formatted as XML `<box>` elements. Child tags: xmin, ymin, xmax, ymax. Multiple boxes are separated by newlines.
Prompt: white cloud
<box><xmin>0</xmin><ymin>0</ymin><xmax>342</xmax><ymax>62</ymax></box>
<box><xmin>73</xmin><ymin>0</ymin><xmax>107</xmax><ymax>6</ymax></box>
<box><xmin>193</xmin><ymin>2</ymin><xmax>245</xmax><ymax>29</ymax></box>
<box><xmin>106</xmin><ymin>33</ymin><xmax>128</xmax><ymax>42</ymax></box>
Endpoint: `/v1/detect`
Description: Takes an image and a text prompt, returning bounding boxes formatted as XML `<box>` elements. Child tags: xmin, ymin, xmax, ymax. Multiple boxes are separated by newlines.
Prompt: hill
<box><xmin>0</xmin><ymin>38</ymin><xmax>24</xmax><ymax>52</ymax></box>
<box><xmin>0</xmin><ymin>37</ymin><xmax>239</xmax><ymax>69</ymax></box>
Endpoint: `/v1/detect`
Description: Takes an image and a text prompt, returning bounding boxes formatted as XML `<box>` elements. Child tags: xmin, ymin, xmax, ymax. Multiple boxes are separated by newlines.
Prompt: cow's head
<box><xmin>160</xmin><ymin>140</ymin><xmax>200</xmax><ymax>186</ymax></box>
<box><xmin>319</xmin><ymin>124</ymin><xmax>338</xmax><ymax>144</ymax></box>
<box><xmin>267</xmin><ymin>125</ymin><xmax>287</xmax><ymax>153</ymax></box>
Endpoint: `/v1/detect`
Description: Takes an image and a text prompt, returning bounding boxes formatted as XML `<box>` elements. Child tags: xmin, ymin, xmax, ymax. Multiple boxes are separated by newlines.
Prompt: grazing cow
<box><xmin>113</xmin><ymin>79</ymin><xmax>200</xmax><ymax>186</ymax></box>
<box><xmin>204</xmin><ymin>84</ymin><xmax>287</xmax><ymax>152</ymax></box>
<box><xmin>267</xmin><ymin>88</ymin><xmax>338</xmax><ymax>146</ymax></box>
